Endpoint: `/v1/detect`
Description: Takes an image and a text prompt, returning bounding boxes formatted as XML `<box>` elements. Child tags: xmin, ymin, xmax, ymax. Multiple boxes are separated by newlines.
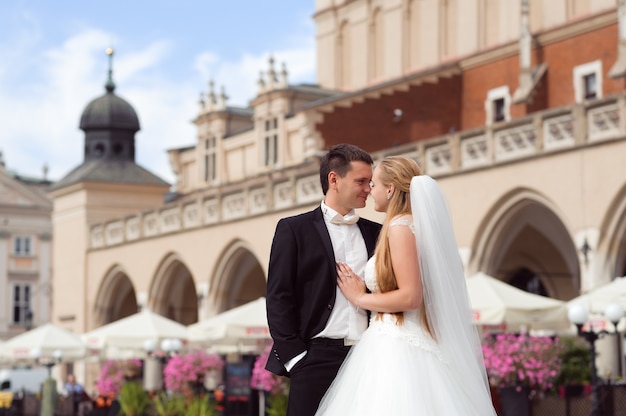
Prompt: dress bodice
<box><xmin>363</xmin><ymin>216</ymin><xmax>443</xmax><ymax>358</ymax></box>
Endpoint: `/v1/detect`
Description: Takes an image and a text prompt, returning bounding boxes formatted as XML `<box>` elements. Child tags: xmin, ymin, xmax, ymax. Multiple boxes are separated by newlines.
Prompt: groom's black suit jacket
<box><xmin>265</xmin><ymin>206</ymin><xmax>381</xmax><ymax>376</ymax></box>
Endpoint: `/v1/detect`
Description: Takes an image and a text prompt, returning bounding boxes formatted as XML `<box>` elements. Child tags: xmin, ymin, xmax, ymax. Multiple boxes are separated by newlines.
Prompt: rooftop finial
<box><xmin>267</xmin><ymin>55</ymin><xmax>277</xmax><ymax>87</ymax></box>
<box><xmin>105</xmin><ymin>47</ymin><xmax>116</xmax><ymax>93</ymax></box>
<box><xmin>280</xmin><ymin>62</ymin><xmax>289</xmax><ymax>87</ymax></box>
<box><xmin>257</xmin><ymin>71</ymin><xmax>266</xmax><ymax>93</ymax></box>
<box><xmin>198</xmin><ymin>91</ymin><xmax>205</xmax><ymax>111</ymax></box>
<box><xmin>217</xmin><ymin>85</ymin><xmax>228</xmax><ymax>109</ymax></box>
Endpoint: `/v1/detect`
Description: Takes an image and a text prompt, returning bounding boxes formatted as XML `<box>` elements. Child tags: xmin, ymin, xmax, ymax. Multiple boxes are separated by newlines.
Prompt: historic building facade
<box><xmin>0</xmin><ymin>156</ymin><xmax>53</xmax><ymax>340</ymax></box>
<box><xmin>49</xmin><ymin>0</ymin><xmax>626</xmax><ymax>377</ymax></box>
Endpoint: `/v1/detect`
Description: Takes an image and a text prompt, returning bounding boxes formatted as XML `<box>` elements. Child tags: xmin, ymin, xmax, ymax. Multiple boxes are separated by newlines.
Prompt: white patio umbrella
<box><xmin>187</xmin><ymin>297</ymin><xmax>270</xmax><ymax>352</ymax></box>
<box><xmin>81</xmin><ymin>309</ymin><xmax>188</xmax><ymax>358</ymax></box>
<box><xmin>466</xmin><ymin>272</ymin><xmax>570</xmax><ymax>331</ymax></box>
<box><xmin>0</xmin><ymin>323</ymin><xmax>86</xmax><ymax>363</ymax></box>
<box><xmin>567</xmin><ymin>276</ymin><xmax>626</xmax><ymax>331</ymax></box>
<box><xmin>0</xmin><ymin>340</ymin><xmax>10</xmax><ymax>364</ymax></box>
<box><xmin>567</xmin><ymin>276</ymin><xmax>626</xmax><ymax>312</ymax></box>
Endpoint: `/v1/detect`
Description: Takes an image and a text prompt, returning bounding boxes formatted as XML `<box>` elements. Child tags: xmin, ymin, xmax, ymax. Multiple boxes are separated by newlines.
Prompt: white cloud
<box><xmin>0</xmin><ymin>23</ymin><xmax>316</xmax><ymax>187</ymax></box>
<box><xmin>1</xmin><ymin>29</ymin><xmax>112</xmax><ymax>181</ymax></box>
<box><xmin>193</xmin><ymin>39</ymin><xmax>316</xmax><ymax>107</ymax></box>
<box><xmin>0</xmin><ymin>28</ymin><xmax>186</xmax><ymax>183</ymax></box>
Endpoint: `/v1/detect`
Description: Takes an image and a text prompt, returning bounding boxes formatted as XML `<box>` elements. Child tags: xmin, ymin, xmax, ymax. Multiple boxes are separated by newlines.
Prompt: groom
<box><xmin>265</xmin><ymin>143</ymin><xmax>381</xmax><ymax>416</ymax></box>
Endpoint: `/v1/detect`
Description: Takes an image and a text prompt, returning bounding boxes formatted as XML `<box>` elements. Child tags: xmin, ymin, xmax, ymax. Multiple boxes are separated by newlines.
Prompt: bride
<box><xmin>315</xmin><ymin>156</ymin><xmax>497</xmax><ymax>415</ymax></box>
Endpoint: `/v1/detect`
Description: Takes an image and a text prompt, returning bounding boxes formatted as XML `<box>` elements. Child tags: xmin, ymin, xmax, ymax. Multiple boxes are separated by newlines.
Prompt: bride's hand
<box><xmin>336</xmin><ymin>263</ymin><xmax>366</xmax><ymax>306</ymax></box>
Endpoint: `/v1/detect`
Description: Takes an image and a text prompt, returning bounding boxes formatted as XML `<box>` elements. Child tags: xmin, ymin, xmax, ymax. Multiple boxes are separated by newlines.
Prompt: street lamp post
<box><xmin>160</xmin><ymin>338</ymin><xmax>182</xmax><ymax>357</ymax></box>
<box><xmin>143</xmin><ymin>338</ymin><xmax>182</xmax><ymax>392</ymax></box>
<box><xmin>29</xmin><ymin>348</ymin><xmax>63</xmax><ymax>416</ymax></box>
<box><xmin>29</xmin><ymin>348</ymin><xmax>63</xmax><ymax>377</ymax></box>
<box><xmin>568</xmin><ymin>303</ymin><xmax>624</xmax><ymax>416</ymax></box>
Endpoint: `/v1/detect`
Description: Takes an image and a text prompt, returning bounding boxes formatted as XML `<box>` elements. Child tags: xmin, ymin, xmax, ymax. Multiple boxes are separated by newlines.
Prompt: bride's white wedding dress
<box><xmin>315</xmin><ymin>217</ymin><xmax>496</xmax><ymax>416</ymax></box>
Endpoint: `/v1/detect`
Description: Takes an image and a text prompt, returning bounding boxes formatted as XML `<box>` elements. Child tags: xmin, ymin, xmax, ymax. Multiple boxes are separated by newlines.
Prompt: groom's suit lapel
<box><xmin>312</xmin><ymin>207</ymin><xmax>337</xmax><ymax>284</ymax></box>
<box><xmin>357</xmin><ymin>220</ymin><xmax>376</xmax><ymax>256</ymax></box>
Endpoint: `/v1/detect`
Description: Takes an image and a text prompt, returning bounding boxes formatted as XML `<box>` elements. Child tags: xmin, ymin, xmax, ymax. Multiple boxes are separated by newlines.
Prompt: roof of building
<box><xmin>50</xmin><ymin>159</ymin><xmax>169</xmax><ymax>191</ymax></box>
<box><xmin>79</xmin><ymin>72</ymin><xmax>140</xmax><ymax>132</ymax></box>
<box><xmin>52</xmin><ymin>49</ymin><xmax>169</xmax><ymax>192</ymax></box>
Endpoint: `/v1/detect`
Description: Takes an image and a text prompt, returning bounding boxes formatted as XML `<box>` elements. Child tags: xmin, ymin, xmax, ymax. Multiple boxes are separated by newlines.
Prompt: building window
<box><xmin>204</xmin><ymin>137</ymin><xmax>217</xmax><ymax>183</ymax></box>
<box><xmin>583</xmin><ymin>73</ymin><xmax>597</xmax><ymax>99</ymax></box>
<box><xmin>12</xmin><ymin>284</ymin><xmax>32</xmax><ymax>326</ymax></box>
<box><xmin>264</xmin><ymin>117</ymin><xmax>279</xmax><ymax>167</ymax></box>
<box><xmin>13</xmin><ymin>236</ymin><xmax>32</xmax><ymax>256</ymax></box>
<box><xmin>485</xmin><ymin>86</ymin><xmax>511</xmax><ymax>125</ymax></box>
<box><xmin>493</xmin><ymin>98</ymin><xmax>505</xmax><ymax>122</ymax></box>
<box><xmin>573</xmin><ymin>60</ymin><xmax>602</xmax><ymax>103</ymax></box>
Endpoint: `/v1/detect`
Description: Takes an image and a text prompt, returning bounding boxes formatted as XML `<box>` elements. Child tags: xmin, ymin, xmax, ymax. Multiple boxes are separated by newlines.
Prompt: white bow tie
<box><xmin>330</xmin><ymin>213</ymin><xmax>359</xmax><ymax>225</ymax></box>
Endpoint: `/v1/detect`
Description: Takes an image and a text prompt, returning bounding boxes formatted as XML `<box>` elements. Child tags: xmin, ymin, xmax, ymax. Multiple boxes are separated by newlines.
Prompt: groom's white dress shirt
<box><xmin>284</xmin><ymin>201</ymin><xmax>368</xmax><ymax>371</ymax></box>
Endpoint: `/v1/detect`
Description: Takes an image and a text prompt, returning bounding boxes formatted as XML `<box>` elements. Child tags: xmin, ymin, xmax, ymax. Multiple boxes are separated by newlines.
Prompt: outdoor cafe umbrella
<box><xmin>466</xmin><ymin>272</ymin><xmax>570</xmax><ymax>331</ymax></box>
<box><xmin>567</xmin><ymin>276</ymin><xmax>626</xmax><ymax>331</ymax></box>
<box><xmin>567</xmin><ymin>276</ymin><xmax>626</xmax><ymax>311</ymax></box>
<box><xmin>81</xmin><ymin>309</ymin><xmax>188</xmax><ymax>358</ymax></box>
<box><xmin>187</xmin><ymin>297</ymin><xmax>270</xmax><ymax>352</ymax></box>
<box><xmin>0</xmin><ymin>323</ymin><xmax>86</xmax><ymax>363</ymax></box>
<box><xmin>0</xmin><ymin>340</ymin><xmax>10</xmax><ymax>364</ymax></box>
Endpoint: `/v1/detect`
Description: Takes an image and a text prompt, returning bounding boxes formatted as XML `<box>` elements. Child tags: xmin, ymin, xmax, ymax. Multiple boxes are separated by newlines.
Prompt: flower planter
<box><xmin>498</xmin><ymin>386</ymin><xmax>530</xmax><ymax>416</ymax></box>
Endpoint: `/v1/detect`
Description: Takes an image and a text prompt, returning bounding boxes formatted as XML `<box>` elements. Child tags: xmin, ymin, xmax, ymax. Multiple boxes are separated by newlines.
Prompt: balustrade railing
<box><xmin>90</xmin><ymin>92</ymin><xmax>626</xmax><ymax>249</ymax></box>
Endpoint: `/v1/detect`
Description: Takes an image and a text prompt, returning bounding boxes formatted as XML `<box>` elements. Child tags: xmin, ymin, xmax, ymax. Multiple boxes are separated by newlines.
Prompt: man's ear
<box><xmin>328</xmin><ymin>171</ymin><xmax>339</xmax><ymax>190</ymax></box>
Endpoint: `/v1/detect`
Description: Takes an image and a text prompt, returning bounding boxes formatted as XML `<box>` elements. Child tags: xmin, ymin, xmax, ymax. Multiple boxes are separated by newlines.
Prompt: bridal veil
<box><xmin>410</xmin><ymin>175</ymin><xmax>495</xmax><ymax>413</ymax></box>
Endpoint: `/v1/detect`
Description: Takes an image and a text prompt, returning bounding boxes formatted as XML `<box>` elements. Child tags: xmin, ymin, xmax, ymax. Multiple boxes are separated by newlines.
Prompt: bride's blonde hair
<box><xmin>374</xmin><ymin>157</ymin><xmax>430</xmax><ymax>334</ymax></box>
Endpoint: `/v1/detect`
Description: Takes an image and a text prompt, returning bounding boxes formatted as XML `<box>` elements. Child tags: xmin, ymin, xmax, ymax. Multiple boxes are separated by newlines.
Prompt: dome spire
<box><xmin>105</xmin><ymin>47</ymin><xmax>116</xmax><ymax>93</ymax></box>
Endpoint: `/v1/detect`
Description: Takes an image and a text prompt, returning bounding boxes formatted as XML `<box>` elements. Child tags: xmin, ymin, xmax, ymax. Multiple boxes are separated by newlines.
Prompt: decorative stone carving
<box><xmin>461</xmin><ymin>135</ymin><xmax>489</xmax><ymax>169</ymax></box>
<box><xmin>203</xmin><ymin>199</ymin><xmax>219</xmax><ymax>224</ymax></box>
<box><xmin>105</xmin><ymin>221</ymin><xmax>124</xmax><ymax>245</ymax></box>
<box><xmin>494</xmin><ymin>123</ymin><xmax>536</xmax><ymax>161</ymax></box>
<box><xmin>249</xmin><ymin>187</ymin><xmax>269</xmax><ymax>215</ymax></box>
<box><xmin>425</xmin><ymin>143</ymin><xmax>452</xmax><ymax>175</ymax></box>
<box><xmin>183</xmin><ymin>203</ymin><xmax>200</xmax><ymax>229</ymax></box>
<box><xmin>588</xmin><ymin>103</ymin><xmax>620</xmax><ymax>142</ymax></box>
<box><xmin>223</xmin><ymin>192</ymin><xmax>247</xmax><ymax>220</ymax></box>
<box><xmin>296</xmin><ymin>175</ymin><xmax>322</xmax><ymax>204</ymax></box>
<box><xmin>125</xmin><ymin>216</ymin><xmax>140</xmax><ymax>241</ymax></box>
<box><xmin>91</xmin><ymin>225</ymin><xmax>104</xmax><ymax>248</ymax></box>
<box><xmin>543</xmin><ymin>114</ymin><xmax>575</xmax><ymax>151</ymax></box>
<box><xmin>160</xmin><ymin>207</ymin><xmax>181</xmax><ymax>233</ymax></box>
<box><xmin>143</xmin><ymin>212</ymin><xmax>159</xmax><ymax>237</ymax></box>
<box><xmin>274</xmin><ymin>181</ymin><xmax>293</xmax><ymax>210</ymax></box>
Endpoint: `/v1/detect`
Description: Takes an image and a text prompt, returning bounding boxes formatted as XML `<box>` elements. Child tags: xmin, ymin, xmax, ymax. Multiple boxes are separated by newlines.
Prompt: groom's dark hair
<box><xmin>319</xmin><ymin>143</ymin><xmax>373</xmax><ymax>195</ymax></box>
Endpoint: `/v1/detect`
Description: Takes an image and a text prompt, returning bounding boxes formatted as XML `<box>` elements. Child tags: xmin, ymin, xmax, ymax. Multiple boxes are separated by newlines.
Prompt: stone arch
<box><xmin>470</xmin><ymin>187</ymin><xmax>579</xmax><ymax>300</ymax></box>
<box><xmin>149</xmin><ymin>252</ymin><xmax>198</xmax><ymax>325</ymax></box>
<box><xmin>209</xmin><ymin>240</ymin><xmax>266</xmax><ymax>313</ymax></box>
<box><xmin>93</xmin><ymin>264</ymin><xmax>138</xmax><ymax>327</ymax></box>
<box><xmin>598</xmin><ymin>183</ymin><xmax>626</xmax><ymax>279</ymax></box>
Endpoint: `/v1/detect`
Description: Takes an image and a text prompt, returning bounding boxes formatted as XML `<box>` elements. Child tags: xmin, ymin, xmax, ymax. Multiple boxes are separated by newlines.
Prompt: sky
<box><xmin>0</xmin><ymin>1</ymin><xmax>317</xmax><ymax>184</ymax></box>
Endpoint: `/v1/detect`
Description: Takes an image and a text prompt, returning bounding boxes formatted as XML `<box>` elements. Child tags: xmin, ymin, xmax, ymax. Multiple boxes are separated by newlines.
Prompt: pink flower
<box><xmin>163</xmin><ymin>349</ymin><xmax>224</xmax><ymax>394</ymax></box>
<box><xmin>96</xmin><ymin>359</ymin><xmax>143</xmax><ymax>396</ymax></box>
<box><xmin>250</xmin><ymin>346</ymin><xmax>288</xmax><ymax>394</ymax></box>
<box><xmin>482</xmin><ymin>333</ymin><xmax>562</xmax><ymax>393</ymax></box>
